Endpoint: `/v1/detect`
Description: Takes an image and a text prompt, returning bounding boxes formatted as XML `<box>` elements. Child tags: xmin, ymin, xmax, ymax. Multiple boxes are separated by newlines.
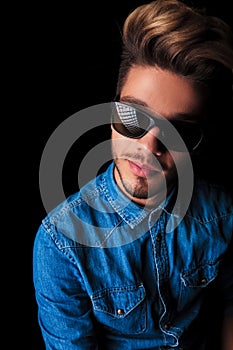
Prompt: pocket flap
<box><xmin>91</xmin><ymin>283</ymin><xmax>146</xmax><ymax>318</ymax></box>
<box><xmin>181</xmin><ymin>261</ymin><xmax>220</xmax><ymax>287</ymax></box>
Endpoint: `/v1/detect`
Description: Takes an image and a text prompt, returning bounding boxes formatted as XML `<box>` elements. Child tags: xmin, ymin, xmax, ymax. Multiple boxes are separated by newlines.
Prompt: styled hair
<box><xmin>116</xmin><ymin>0</ymin><xmax>233</xmax><ymax>97</ymax></box>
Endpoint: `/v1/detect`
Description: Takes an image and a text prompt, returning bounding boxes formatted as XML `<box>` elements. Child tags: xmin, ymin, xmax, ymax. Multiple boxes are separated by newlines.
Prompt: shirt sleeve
<box><xmin>33</xmin><ymin>224</ymin><xmax>98</xmax><ymax>350</ymax></box>
<box><xmin>218</xmin><ymin>236</ymin><xmax>233</xmax><ymax>317</ymax></box>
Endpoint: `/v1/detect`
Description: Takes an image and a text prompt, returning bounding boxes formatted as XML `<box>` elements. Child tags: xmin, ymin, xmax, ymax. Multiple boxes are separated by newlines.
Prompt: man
<box><xmin>33</xmin><ymin>0</ymin><xmax>233</xmax><ymax>349</ymax></box>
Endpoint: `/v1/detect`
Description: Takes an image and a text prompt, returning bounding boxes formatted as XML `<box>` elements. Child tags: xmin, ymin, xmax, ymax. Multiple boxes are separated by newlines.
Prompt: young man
<box><xmin>33</xmin><ymin>0</ymin><xmax>233</xmax><ymax>349</ymax></box>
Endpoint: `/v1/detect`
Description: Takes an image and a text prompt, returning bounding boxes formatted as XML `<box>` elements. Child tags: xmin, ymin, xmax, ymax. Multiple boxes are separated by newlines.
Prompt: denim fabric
<box><xmin>33</xmin><ymin>161</ymin><xmax>233</xmax><ymax>350</ymax></box>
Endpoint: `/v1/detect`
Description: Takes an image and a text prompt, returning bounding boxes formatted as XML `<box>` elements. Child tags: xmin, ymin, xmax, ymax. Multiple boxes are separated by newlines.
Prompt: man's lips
<box><xmin>128</xmin><ymin>160</ymin><xmax>161</xmax><ymax>177</ymax></box>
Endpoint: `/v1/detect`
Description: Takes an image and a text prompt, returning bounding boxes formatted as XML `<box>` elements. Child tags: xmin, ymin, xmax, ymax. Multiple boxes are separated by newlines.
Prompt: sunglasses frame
<box><xmin>111</xmin><ymin>101</ymin><xmax>204</xmax><ymax>152</ymax></box>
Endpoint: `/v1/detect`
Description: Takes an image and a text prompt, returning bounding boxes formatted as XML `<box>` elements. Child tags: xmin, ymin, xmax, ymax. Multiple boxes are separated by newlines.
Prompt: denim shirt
<box><xmin>33</xmin><ymin>161</ymin><xmax>233</xmax><ymax>350</ymax></box>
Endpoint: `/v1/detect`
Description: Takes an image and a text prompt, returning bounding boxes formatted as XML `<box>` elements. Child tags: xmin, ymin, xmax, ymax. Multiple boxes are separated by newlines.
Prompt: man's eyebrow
<box><xmin>120</xmin><ymin>95</ymin><xmax>201</xmax><ymax>122</ymax></box>
<box><xmin>120</xmin><ymin>96</ymin><xmax>148</xmax><ymax>107</ymax></box>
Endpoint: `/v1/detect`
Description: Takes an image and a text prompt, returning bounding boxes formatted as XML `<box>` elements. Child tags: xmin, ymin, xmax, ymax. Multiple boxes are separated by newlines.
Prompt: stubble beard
<box><xmin>114</xmin><ymin>160</ymin><xmax>149</xmax><ymax>199</ymax></box>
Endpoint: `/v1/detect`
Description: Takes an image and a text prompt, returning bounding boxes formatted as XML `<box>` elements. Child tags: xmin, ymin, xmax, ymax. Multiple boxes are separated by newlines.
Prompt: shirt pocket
<box><xmin>178</xmin><ymin>260</ymin><xmax>220</xmax><ymax>311</ymax></box>
<box><xmin>91</xmin><ymin>283</ymin><xmax>146</xmax><ymax>334</ymax></box>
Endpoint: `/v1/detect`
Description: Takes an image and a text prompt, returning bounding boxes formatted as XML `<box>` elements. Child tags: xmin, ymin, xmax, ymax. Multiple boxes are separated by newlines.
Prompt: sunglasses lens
<box><xmin>172</xmin><ymin>121</ymin><xmax>203</xmax><ymax>151</ymax></box>
<box><xmin>112</xmin><ymin>102</ymin><xmax>150</xmax><ymax>138</ymax></box>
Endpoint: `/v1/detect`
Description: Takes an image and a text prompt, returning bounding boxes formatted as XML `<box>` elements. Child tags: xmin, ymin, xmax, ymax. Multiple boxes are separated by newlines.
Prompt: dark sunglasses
<box><xmin>111</xmin><ymin>101</ymin><xmax>203</xmax><ymax>152</ymax></box>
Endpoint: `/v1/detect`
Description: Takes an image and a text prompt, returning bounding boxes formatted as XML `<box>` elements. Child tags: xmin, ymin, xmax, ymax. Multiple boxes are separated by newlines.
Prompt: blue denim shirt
<box><xmin>33</xmin><ymin>161</ymin><xmax>233</xmax><ymax>350</ymax></box>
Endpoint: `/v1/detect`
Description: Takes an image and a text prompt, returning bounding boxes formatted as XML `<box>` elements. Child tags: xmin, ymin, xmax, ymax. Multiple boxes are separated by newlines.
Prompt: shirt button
<box><xmin>164</xmin><ymin>323</ymin><xmax>169</xmax><ymax>330</ymax></box>
<box><xmin>201</xmin><ymin>278</ymin><xmax>207</xmax><ymax>284</ymax></box>
<box><xmin>156</xmin><ymin>235</ymin><xmax>161</xmax><ymax>241</ymax></box>
<box><xmin>117</xmin><ymin>309</ymin><xmax>124</xmax><ymax>315</ymax></box>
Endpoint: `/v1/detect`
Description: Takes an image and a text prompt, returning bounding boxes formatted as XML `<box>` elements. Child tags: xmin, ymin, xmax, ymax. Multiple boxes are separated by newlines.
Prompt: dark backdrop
<box><xmin>24</xmin><ymin>2</ymin><xmax>232</xmax><ymax>349</ymax></box>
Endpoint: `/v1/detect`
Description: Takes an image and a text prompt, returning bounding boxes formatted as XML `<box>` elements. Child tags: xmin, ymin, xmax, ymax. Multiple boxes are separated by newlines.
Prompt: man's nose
<box><xmin>137</xmin><ymin>126</ymin><xmax>163</xmax><ymax>156</ymax></box>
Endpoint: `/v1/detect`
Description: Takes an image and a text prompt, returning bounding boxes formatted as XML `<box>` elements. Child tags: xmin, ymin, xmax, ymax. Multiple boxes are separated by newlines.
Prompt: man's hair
<box><xmin>116</xmin><ymin>0</ymin><xmax>233</xmax><ymax>97</ymax></box>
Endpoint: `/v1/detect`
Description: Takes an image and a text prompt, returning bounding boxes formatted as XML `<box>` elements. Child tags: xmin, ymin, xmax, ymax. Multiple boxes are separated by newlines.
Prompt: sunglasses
<box><xmin>111</xmin><ymin>101</ymin><xmax>203</xmax><ymax>152</ymax></box>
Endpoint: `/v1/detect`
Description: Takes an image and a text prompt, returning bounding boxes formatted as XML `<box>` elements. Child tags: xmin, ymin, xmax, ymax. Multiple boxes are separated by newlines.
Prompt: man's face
<box><xmin>111</xmin><ymin>65</ymin><xmax>208</xmax><ymax>207</ymax></box>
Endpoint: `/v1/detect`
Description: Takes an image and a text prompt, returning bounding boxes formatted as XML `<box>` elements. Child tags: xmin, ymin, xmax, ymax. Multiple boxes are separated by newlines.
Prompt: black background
<box><xmin>13</xmin><ymin>1</ymin><xmax>232</xmax><ymax>348</ymax></box>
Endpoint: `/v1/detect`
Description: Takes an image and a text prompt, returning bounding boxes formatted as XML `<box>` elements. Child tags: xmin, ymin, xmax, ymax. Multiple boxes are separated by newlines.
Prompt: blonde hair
<box><xmin>116</xmin><ymin>0</ymin><xmax>233</xmax><ymax>96</ymax></box>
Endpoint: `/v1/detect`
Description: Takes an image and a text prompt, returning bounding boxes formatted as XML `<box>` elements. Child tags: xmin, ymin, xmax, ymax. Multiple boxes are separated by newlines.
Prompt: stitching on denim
<box><xmin>91</xmin><ymin>283</ymin><xmax>144</xmax><ymax>299</ymax></box>
<box><xmin>93</xmin><ymin>295</ymin><xmax>146</xmax><ymax>318</ymax></box>
<box><xmin>185</xmin><ymin>211</ymin><xmax>233</xmax><ymax>224</ymax></box>
<box><xmin>47</xmin><ymin>185</ymin><xmax>104</xmax><ymax>226</ymax></box>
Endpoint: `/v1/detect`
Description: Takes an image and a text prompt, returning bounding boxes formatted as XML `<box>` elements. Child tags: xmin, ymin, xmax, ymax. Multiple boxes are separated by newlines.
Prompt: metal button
<box><xmin>117</xmin><ymin>309</ymin><xmax>124</xmax><ymax>315</ymax></box>
<box><xmin>156</xmin><ymin>235</ymin><xmax>161</xmax><ymax>241</ymax></box>
<box><xmin>164</xmin><ymin>323</ymin><xmax>169</xmax><ymax>330</ymax></box>
<box><xmin>201</xmin><ymin>278</ymin><xmax>207</xmax><ymax>284</ymax></box>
